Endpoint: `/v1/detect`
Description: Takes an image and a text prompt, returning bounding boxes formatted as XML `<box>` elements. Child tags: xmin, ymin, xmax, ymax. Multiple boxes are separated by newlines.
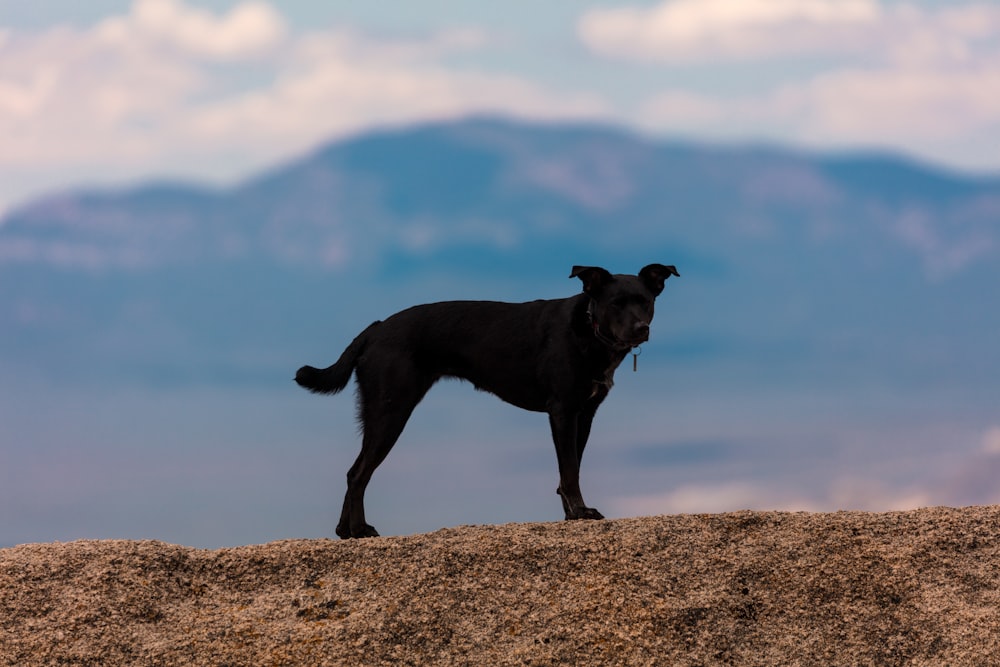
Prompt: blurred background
<box><xmin>2</xmin><ymin>0</ymin><xmax>998</xmax><ymax>548</ymax></box>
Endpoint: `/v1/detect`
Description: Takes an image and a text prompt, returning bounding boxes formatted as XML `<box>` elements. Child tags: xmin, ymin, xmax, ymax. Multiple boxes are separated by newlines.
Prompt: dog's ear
<box><xmin>639</xmin><ymin>263</ymin><xmax>680</xmax><ymax>296</ymax></box>
<box><xmin>569</xmin><ymin>265</ymin><xmax>614</xmax><ymax>295</ymax></box>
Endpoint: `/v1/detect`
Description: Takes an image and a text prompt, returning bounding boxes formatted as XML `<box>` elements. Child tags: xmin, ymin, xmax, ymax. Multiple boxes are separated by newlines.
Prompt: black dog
<box><xmin>296</xmin><ymin>264</ymin><xmax>679</xmax><ymax>538</ymax></box>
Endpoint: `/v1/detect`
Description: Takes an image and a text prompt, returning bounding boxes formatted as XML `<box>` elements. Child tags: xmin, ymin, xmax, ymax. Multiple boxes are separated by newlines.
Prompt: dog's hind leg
<box><xmin>336</xmin><ymin>361</ymin><xmax>435</xmax><ymax>539</ymax></box>
<box><xmin>337</xmin><ymin>407</ymin><xmax>414</xmax><ymax>538</ymax></box>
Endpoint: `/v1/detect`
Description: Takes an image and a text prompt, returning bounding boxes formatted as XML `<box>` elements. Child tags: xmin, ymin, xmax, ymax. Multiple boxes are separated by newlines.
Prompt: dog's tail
<box><xmin>295</xmin><ymin>321</ymin><xmax>379</xmax><ymax>395</ymax></box>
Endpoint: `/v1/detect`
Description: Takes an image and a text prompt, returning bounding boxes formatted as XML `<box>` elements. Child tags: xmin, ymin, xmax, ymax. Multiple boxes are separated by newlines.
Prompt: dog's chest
<box><xmin>590</xmin><ymin>357</ymin><xmax>624</xmax><ymax>398</ymax></box>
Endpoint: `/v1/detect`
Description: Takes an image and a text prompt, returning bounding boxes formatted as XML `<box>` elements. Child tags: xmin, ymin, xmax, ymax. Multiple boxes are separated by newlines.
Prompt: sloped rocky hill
<box><xmin>3</xmin><ymin>507</ymin><xmax>1000</xmax><ymax>665</ymax></box>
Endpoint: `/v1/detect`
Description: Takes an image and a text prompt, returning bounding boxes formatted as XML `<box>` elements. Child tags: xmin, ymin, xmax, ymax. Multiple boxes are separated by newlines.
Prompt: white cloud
<box><xmin>982</xmin><ymin>427</ymin><xmax>1000</xmax><ymax>455</ymax></box>
<box><xmin>97</xmin><ymin>0</ymin><xmax>288</xmax><ymax>60</ymax></box>
<box><xmin>610</xmin><ymin>477</ymin><xmax>933</xmax><ymax>518</ymax></box>
<box><xmin>826</xmin><ymin>478</ymin><xmax>932</xmax><ymax>512</ymax></box>
<box><xmin>793</xmin><ymin>64</ymin><xmax>1000</xmax><ymax>143</ymax></box>
<box><xmin>578</xmin><ymin>0</ymin><xmax>999</xmax><ymax>65</ymax></box>
<box><xmin>0</xmin><ymin>22</ymin><xmax>205</xmax><ymax>166</ymax></box>
<box><xmin>584</xmin><ymin>1</ymin><xmax>1000</xmax><ymax>171</ymax></box>
<box><xmin>610</xmin><ymin>482</ymin><xmax>824</xmax><ymax>516</ymax></box>
<box><xmin>179</xmin><ymin>32</ymin><xmax>606</xmax><ymax>156</ymax></box>
<box><xmin>579</xmin><ymin>0</ymin><xmax>878</xmax><ymax>62</ymax></box>
<box><xmin>0</xmin><ymin>1</ymin><xmax>607</xmax><ymax>212</ymax></box>
<box><xmin>637</xmin><ymin>58</ymin><xmax>1000</xmax><ymax>172</ymax></box>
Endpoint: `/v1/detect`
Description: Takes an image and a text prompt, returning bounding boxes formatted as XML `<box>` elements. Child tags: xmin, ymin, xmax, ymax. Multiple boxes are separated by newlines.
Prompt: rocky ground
<box><xmin>3</xmin><ymin>507</ymin><xmax>1000</xmax><ymax>665</ymax></box>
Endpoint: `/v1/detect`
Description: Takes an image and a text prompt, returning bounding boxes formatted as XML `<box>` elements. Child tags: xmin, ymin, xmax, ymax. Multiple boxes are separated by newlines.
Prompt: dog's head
<box><xmin>570</xmin><ymin>264</ymin><xmax>679</xmax><ymax>349</ymax></box>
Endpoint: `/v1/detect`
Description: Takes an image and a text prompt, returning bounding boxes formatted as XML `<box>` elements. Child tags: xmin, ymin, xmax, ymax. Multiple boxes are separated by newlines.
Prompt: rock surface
<box><xmin>3</xmin><ymin>507</ymin><xmax>1000</xmax><ymax>666</ymax></box>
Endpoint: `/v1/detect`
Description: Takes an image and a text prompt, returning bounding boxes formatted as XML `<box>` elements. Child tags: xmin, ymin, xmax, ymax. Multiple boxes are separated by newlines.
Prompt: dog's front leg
<box><xmin>549</xmin><ymin>408</ymin><xmax>604</xmax><ymax>521</ymax></box>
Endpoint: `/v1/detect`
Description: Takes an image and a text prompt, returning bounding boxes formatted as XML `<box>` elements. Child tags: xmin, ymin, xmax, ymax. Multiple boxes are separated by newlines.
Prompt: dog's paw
<box><xmin>336</xmin><ymin>523</ymin><xmax>380</xmax><ymax>539</ymax></box>
<box><xmin>355</xmin><ymin>524</ymin><xmax>380</xmax><ymax>538</ymax></box>
<box><xmin>566</xmin><ymin>507</ymin><xmax>605</xmax><ymax>521</ymax></box>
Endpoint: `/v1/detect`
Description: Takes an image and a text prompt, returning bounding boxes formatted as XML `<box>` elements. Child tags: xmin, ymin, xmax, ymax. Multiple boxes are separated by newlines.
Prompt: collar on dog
<box><xmin>586</xmin><ymin>300</ymin><xmax>623</xmax><ymax>348</ymax></box>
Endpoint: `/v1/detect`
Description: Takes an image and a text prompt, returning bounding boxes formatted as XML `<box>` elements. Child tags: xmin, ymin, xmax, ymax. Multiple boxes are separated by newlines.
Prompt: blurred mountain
<box><xmin>2</xmin><ymin>116</ymin><xmax>998</xmax><ymax>393</ymax></box>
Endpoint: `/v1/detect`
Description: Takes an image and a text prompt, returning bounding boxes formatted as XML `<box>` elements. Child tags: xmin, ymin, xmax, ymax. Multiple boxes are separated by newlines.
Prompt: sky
<box><xmin>3</xmin><ymin>0</ymin><xmax>1000</xmax><ymax>547</ymax></box>
<box><xmin>3</xmin><ymin>0</ymin><xmax>1000</xmax><ymax>217</ymax></box>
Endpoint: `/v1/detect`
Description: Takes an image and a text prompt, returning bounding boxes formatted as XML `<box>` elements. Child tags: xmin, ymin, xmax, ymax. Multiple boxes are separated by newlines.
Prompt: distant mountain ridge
<box><xmin>4</xmin><ymin>117</ymin><xmax>998</xmax><ymax>275</ymax></box>
<box><xmin>1</xmin><ymin>116</ymin><xmax>998</xmax><ymax>390</ymax></box>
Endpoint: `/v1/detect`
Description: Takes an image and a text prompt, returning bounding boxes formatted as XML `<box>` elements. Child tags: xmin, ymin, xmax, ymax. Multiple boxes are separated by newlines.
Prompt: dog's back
<box><xmin>360</xmin><ymin>297</ymin><xmax>583</xmax><ymax>412</ymax></box>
